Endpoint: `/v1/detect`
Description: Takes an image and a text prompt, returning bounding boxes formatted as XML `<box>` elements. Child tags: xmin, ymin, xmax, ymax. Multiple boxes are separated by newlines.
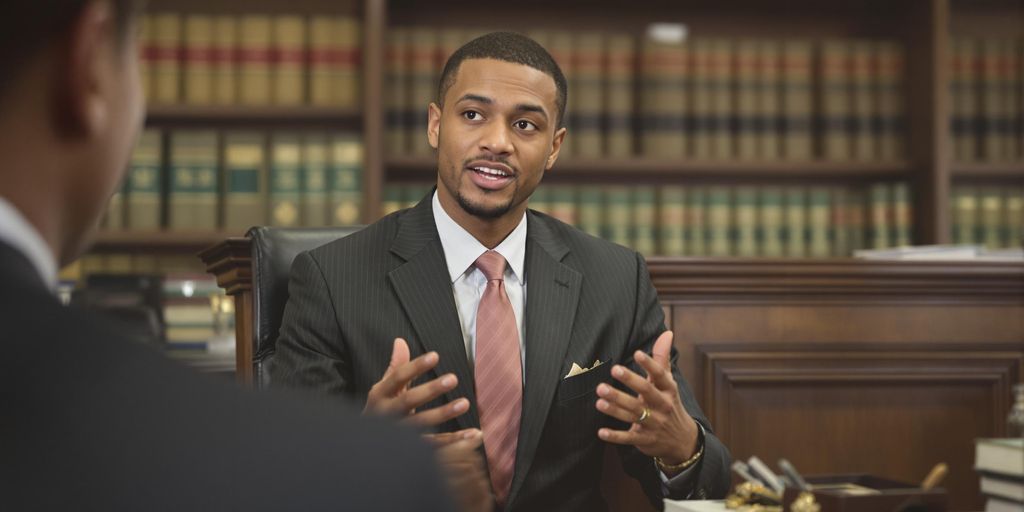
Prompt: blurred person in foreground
<box><xmin>0</xmin><ymin>1</ymin><xmax>465</xmax><ymax>510</ymax></box>
<box><xmin>271</xmin><ymin>32</ymin><xmax>732</xmax><ymax>511</ymax></box>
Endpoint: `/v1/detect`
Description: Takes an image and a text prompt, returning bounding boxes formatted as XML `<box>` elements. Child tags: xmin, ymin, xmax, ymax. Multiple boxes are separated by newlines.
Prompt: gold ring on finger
<box><xmin>636</xmin><ymin>407</ymin><xmax>651</xmax><ymax>425</ymax></box>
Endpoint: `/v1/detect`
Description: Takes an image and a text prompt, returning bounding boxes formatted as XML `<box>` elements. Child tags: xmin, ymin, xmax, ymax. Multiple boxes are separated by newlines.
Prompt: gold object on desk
<box><xmin>919</xmin><ymin>462</ymin><xmax>948</xmax><ymax>490</ymax></box>
<box><xmin>724</xmin><ymin>481</ymin><xmax>782</xmax><ymax>511</ymax></box>
<box><xmin>790</xmin><ymin>492</ymin><xmax>820</xmax><ymax>512</ymax></box>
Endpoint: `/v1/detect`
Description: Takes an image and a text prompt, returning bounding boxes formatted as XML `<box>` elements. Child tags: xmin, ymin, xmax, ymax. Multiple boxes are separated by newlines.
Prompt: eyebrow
<box><xmin>456</xmin><ymin>93</ymin><xmax>549</xmax><ymax>121</ymax></box>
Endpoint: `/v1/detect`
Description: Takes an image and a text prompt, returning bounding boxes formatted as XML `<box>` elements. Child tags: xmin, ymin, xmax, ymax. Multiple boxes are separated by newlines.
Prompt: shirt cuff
<box><xmin>658</xmin><ymin>422</ymin><xmax>705</xmax><ymax>498</ymax></box>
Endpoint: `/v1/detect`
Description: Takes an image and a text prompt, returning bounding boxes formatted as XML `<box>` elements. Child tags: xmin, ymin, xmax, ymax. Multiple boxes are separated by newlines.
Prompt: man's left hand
<box><xmin>594</xmin><ymin>331</ymin><xmax>700</xmax><ymax>476</ymax></box>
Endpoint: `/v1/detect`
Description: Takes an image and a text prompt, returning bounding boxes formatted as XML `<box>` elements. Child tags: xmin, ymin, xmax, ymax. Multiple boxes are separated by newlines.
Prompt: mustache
<box><xmin>462</xmin><ymin>155</ymin><xmax>516</xmax><ymax>174</ymax></box>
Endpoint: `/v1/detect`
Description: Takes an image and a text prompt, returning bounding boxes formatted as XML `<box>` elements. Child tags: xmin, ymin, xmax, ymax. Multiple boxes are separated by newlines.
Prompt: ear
<box><xmin>427</xmin><ymin>102</ymin><xmax>442</xmax><ymax>149</ymax></box>
<box><xmin>55</xmin><ymin>0</ymin><xmax>115</xmax><ymax>138</ymax></box>
<box><xmin>545</xmin><ymin>126</ymin><xmax>567</xmax><ymax>171</ymax></box>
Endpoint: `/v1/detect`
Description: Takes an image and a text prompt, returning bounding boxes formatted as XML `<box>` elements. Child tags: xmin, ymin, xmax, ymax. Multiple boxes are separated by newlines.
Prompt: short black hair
<box><xmin>0</xmin><ymin>0</ymin><xmax>143</xmax><ymax>98</ymax></box>
<box><xmin>437</xmin><ymin>31</ymin><xmax>568</xmax><ymax>129</ymax></box>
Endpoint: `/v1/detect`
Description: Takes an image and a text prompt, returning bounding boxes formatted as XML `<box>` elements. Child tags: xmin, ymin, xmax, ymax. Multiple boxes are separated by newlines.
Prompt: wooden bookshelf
<box><xmin>92</xmin><ymin>230</ymin><xmax>242</xmax><ymax>253</ymax></box>
<box><xmin>952</xmin><ymin>162</ymin><xmax>1024</xmax><ymax>179</ymax></box>
<box><xmin>145</xmin><ymin>105</ymin><xmax>361</xmax><ymax>128</ymax></box>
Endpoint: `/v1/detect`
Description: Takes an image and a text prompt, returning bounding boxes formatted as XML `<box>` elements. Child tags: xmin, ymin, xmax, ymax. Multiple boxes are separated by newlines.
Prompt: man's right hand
<box><xmin>364</xmin><ymin>338</ymin><xmax>470</xmax><ymax>427</ymax></box>
<box><xmin>432</xmin><ymin>429</ymin><xmax>492</xmax><ymax>512</ymax></box>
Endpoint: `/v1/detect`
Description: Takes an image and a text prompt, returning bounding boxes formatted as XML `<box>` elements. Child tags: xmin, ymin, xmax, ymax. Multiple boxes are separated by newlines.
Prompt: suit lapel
<box><xmin>505</xmin><ymin>213</ymin><xmax>582</xmax><ymax>509</ymax></box>
<box><xmin>387</xmin><ymin>196</ymin><xmax>479</xmax><ymax>430</ymax></box>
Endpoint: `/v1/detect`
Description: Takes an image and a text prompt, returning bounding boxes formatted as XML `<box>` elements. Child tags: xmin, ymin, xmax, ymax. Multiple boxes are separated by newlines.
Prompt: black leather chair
<box><xmin>248</xmin><ymin>226</ymin><xmax>363</xmax><ymax>388</ymax></box>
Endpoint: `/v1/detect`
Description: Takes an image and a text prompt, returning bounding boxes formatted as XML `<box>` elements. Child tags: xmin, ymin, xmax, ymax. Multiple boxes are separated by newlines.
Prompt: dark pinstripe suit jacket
<box><xmin>270</xmin><ymin>194</ymin><xmax>731</xmax><ymax>511</ymax></box>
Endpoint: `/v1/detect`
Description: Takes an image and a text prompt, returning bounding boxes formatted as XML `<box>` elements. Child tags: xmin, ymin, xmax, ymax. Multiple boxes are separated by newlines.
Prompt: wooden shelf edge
<box><xmin>145</xmin><ymin>105</ymin><xmax>362</xmax><ymax>125</ymax></box>
<box><xmin>952</xmin><ymin>163</ymin><xmax>1024</xmax><ymax>179</ymax></box>
<box><xmin>93</xmin><ymin>230</ymin><xmax>243</xmax><ymax>252</ymax></box>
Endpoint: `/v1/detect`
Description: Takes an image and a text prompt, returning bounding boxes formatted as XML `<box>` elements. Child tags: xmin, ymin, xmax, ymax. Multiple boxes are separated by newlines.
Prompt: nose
<box><xmin>479</xmin><ymin>121</ymin><xmax>513</xmax><ymax>156</ymax></box>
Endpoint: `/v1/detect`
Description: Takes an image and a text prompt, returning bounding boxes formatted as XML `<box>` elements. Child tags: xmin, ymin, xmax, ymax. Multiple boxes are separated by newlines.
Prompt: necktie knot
<box><xmin>474</xmin><ymin>250</ymin><xmax>507</xmax><ymax>282</ymax></box>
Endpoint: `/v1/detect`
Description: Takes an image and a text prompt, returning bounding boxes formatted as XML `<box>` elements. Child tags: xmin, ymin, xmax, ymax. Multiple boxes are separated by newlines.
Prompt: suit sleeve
<box><xmin>616</xmin><ymin>252</ymin><xmax>732</xmax><ymax>506</ymax></box>
<box><xmin>268</xmin><ymin>250</ymin><xmax>354</xmax><ymax>397</ymax></box>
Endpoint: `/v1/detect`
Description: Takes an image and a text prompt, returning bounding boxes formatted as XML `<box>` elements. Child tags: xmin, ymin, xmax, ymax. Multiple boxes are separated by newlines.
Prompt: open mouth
<box><xmin>466</xmin><ymin>161</ymin><xmax>515</xmax><ymax>190</ymax></box>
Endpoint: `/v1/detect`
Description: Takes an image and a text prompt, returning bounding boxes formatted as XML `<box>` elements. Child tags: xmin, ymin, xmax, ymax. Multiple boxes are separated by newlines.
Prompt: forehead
<box><xmin>446</xmin><ymin>58</ymin><xmax>558</xmax><ymax>112</ymax></box>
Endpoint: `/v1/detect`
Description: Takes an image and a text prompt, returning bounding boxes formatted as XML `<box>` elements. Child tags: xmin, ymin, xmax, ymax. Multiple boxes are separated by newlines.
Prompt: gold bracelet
<box><xmin>655</xmin><ymin>440</ymin><xmax>705</xmax><ymax>473</ymax></box>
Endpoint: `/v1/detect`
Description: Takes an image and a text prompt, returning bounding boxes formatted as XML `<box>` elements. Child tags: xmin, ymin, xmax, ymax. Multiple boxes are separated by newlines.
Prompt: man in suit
<box><xmin>0</xmin><ymin>1</ymin><xmax>462</xmax><ymax>510</ymax></box>
<box><xmin>271</xmin><ymin>32</ymin><xmax>732</xmax><ymax>510</ymax></box>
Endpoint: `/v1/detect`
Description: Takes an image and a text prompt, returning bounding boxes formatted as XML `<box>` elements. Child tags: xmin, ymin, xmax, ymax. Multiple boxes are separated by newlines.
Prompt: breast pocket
<box><xmin>554</xmin><ymin>362</ymin><xmax>613</xmax><ymax>404</ymax></box>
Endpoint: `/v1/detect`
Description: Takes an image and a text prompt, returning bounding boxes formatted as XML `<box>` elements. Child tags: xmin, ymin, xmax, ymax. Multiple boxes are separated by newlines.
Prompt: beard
<box><xmin>454</xmin><ymin>184</ymin><xmax>519</xmax><ymax>219</ymax></box>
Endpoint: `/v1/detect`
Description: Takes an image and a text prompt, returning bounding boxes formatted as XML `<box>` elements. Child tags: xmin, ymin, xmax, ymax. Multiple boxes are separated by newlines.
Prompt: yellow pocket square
<box><xmin>564</xmin><ymin>359</ymin><xmax>605</xmax><ymax>379</ymax></box>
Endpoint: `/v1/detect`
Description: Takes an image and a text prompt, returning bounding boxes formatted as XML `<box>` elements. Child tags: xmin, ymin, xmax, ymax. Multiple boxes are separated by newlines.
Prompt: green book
<box><xmin>707</xmin><ymin>186</ymin><xmax>731</xmax><ymax>256</ymax></box>
<box><xmin>1005</xmin><ymin>187</ymin><xmax>1023</xmax><ymax>249</ymax></box>
<box><xmin>952</xmin><ymin>186</ymin><xmax>977</xmax><ymax>244</ymax></box>
<box><xmin>606</xmin><ymin>33</ymin><xmax>635</xmax><ymax>158</ymax></box>
<box><xmin>733</xmin><ymin>186</ymin><xmax>757</xmax><ymax>257</ymax></box>
<box><xmin>846</xmin><ymin>187</ymin><xmax>866</xmax><ymax>252</ymax></box>
<box><xmin>891</xmin><ymin>183</ymin><xmax>912</xmax><ymax>247</ymax></box>
<box><xmin>381</xmin><ymin>185</ymin><xmax>403</xmax><ymax>217</ymax></box>
<box><xmin>169</xmin><ymin>130</ymin><xmax>219</xmax><ymax>231</ymax></box>
<box><xmin>783</xmin><ymin>187</ymin><xmax>807</xmax><ymax>257</ymax></box>
<box><xmin>979</xmin><ymin>186</ymin><xmax>1003</xmax><ymax>249</ymax></box>
<box><xmin>270</xmin><ymin>133</ymin><xmax>302</xmax><ymax>227</ymax></box>
<box><xmin>821</xmin><ymin>40</ymin><xmax>852</xmax><ymax>162</ymax></box>
<box><xmin>301</xmin><ymin>134</ymin><xmax>330</xmax><ymax>227</ymax></box>
<box><xmin>126</xmin><ymin>129</ymin><xmax>163</xmax><ymax>230</ymax></box>
<box><xmin>330</xmin><ymin>134</ymin><xmax>362</xmax><ymax>225</ymax></box>
<box><xmin>686</xmin><ymin>186</ymin><xmax>707</xmax><ymax>256</ymax></box>
<box><xmin>868</xmin><ymin>183</ymin><xmax>890</xmax><ymax>249</ymax></box>
<box><xmin>632</xmin><ymin>186</ymin><xmax>657</xmax><ymax>256</ymax></box>
<box><xmin>577</xmin><ymin>186</ymin><xmax>603</xmax><ymax>238</ymax></box>
<box><xmin>830</xmin><ymin>187</ymin><xmax>850</xmax><ymax>257</ymax></box>
<box><xmin>807</xmin><ymin>186</ymin><xmax>831</xmax><ymax>257</ymax></box>
<box><xmin>550</xmin><ymin>185</ymin><xmax>577</xmax><ymax>226</ymax></box>
<box><xmin>223</xmin><ymin>132</ymin><xmax>267</xmax><ymax>233</ymax></box>
<box><xmin>605</xmin><ymin>186</ymin><xmax>632</xmax><ymax>248</ymax></box>
<box><xmin>781</xmin><ymin>40</ymin><xmax>813</xmax><ymax>161</ymax></box>
<box><xmin>758</xmin><ymin>187</ymin><xmax>784</xmax><ymax>257</ymax></box>
<box><xmin>659</xmin><ymin>186</ymin><xmax>686</xmax><ymax>256</ymax></box>
<box><xmin>529</xmin><ymin>187</ymin><xmax>551</xmax><ymax>217</ymax></box>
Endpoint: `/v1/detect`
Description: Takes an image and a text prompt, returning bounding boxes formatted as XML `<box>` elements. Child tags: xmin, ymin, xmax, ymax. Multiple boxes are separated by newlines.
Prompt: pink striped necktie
<box><xmin>473</xmin><ymin>250</ymin><xmax>522</xmax><ymax>506</ymax></box>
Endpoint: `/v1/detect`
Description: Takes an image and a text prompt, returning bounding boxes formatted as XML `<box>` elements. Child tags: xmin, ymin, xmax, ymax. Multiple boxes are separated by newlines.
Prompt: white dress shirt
<box><xmin>0</xmin><ymin>196</ymin><xmax>57</xmax><ymax>290</ymax></box>
<box><xmin>431</xmin><ymin>191</ymin><xmax>700</xmax><ymax>494</ymax></box>
<box><xmin>432</xmin><ymin>192</ymin><xmax>527</xmax><ymax>372</ymax></box>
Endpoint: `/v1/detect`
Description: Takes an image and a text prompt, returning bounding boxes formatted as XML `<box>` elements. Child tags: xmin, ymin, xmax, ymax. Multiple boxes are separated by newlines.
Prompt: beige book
<box><xmin>756</xmin><ymin>40</ymin><xmax>782</xmax><ymax>160</ymax></box>
<box><xmin>302</xmin><ymin>134</ymin><xmax>330</xmax><ymax>226</ymax></box>
<box><xmin>239</xmin><ymin>15</ymin><xmax>272</xmax><ymax>105</ymax></box>
<box><xmin>212</xmin><ymin>16</ymin><xmax>238</xmax><ymax>105</ymax></box>
<box><xmin>183</xmin><ymin>15</ymin><xmax>214</xmax><ymax>105</ymax></box>
<box><xmin>572</xmin><ymin>32</ymin><xmax>606</xmax><ymax>158</ymax></box>
<box><xmin>386</xmin><ymin>28</ymin><xmax>409</xmax><ymax>155</ymax></box>
<box><xmin>223</xmin><ymin>132</ymin><xmax>267</xmax><ymax>233</ymax></box>
<box><xmin>980</xmin><ymin>38</ymin><xmax>1002</xmax><ymax>161</ymax></box>
<box><xmin>138</xmin><ymin>15</ymin><xmax>153</xmax><ymax>102</ymax></box>
<box><xmin>735</xmin><ymin>40</ymin><xmax>759</xmax><ymax>160</ymax></box>
<box><xmin>821</xmin><ymin>40</ymin><xmax>852</xmax><ymax>161</ymax></box>
<box><xmin>409</xmin><ymin>27</ymin><xmax>438</xmax><ymax>157</ymax></box>
<box><xmin>548</xmin><ymin>31</ymin><xmax>575</xmax><ymax>158</ymax></box>
<box><xmin>272</xmin><ymin>16</ymin><xmax>306</xmax><ymax>106</ymax></box>
<box><xmin>709</xmin><ymin>39</ymin><xmax>734</xmax><ymax>159</ymax></box>
<box><xmin>270</xmin><ymin>134</ymin><xmax>303</xmax><ymax>227</ymax></box>
<box><xmin>691</xmin><ymin>39</ymin><xmax>714</xmax><ymax>159</ymax></box>
<box><xmin>781</xmin><ymin>40</ymin><xmax>814</xmax><ymax>160</ymax></box>
<box><xmin>331</xmin><ymin>136</ymin><xmax>363</xmax><ymax>225</ymax></box>
<box><xmin>640</xmin><ymin>32</ymin><xmax>686</xmax><ymax>158</ymax></box>
<box><xmin>309</xmin><ymin>16</ymin><xmax>334</xmax><ymax>106</ymax></box>
<box><xmin>1005</xmin><ymin>187</ymin><xmax>1023</xmax><ymax>249</ymax></box>
<box><xmin>333</xmin><ymin>16</ymin><xmax>361</xmax><ymax>108</ymax></box>
<box><xmin>152</xmin><ymin>13</ymin><xmax>181</xmax><ymax>105</ymax></box>
<box><xmin>605</xmin><ymin>33</ymin><xmax>635</xmax><ymax>158</ymax></box>
<box><xmin>850</xmin><ymin>40</ymin><xmax>875</xmax><ymax>161</ymax></box>
<box><xmin>875</xmin><ymin>41</ymin><xmax>905</xmax><ymax>161</ymax></box>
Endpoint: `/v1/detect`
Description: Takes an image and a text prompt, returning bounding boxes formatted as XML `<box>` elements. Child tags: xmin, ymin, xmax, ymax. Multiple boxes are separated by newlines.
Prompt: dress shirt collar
<box><xmin>0</xmin><ymin>196</ymin><xmax>58</xmax><ymax>290</ymax></box>
<box><xmin>432</xmin><ymin>190</ymin><xmax>526</xmax><ymax>285</ymax></box>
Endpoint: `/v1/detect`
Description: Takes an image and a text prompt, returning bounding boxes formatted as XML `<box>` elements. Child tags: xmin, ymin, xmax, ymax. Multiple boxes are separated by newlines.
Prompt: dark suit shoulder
<box><xmin>305</xmin><ymin>207</ymin><xmax>409</xmax><ymax>267</ymax></box>
<box><xmin>528</xmin><ymin>209</ymin><xmax>642</xmax><ymax>274</ymax></box>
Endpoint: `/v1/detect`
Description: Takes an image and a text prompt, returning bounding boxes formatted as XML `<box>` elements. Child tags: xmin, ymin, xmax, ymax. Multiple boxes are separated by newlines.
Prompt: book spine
<box><xmin>381</xmin><ymin>185</ymin><xmax>403</xmax><ymax>217</ymax></box>
<box><xmin>735</xmin><ymin>40</ymin><xmax>759</xmax><ymax>161</ymax></box>
<box><xmin>212</xmin><ymin>16</ymin><xmax>238</xmax><ymax>105</ymax></box>
<box><xmin>330</xmin><ymin>135</ymin><xmax>363</xmax><ymax>225</ymax></box>
<box><xmin>272</xmin><ymin>16</ymin><xmax>306</xmax><ymax>106</ymax></box>
<box><xmin>386</xmin><ymin>28</ymin><xmax>409</xmax><ymax>155</ymax></box>
<box><xmin>530</xmin><ymin>187</ymin><xmax>552</xmax><ymax>217</ymax></box>
<box><xmin>783</xmin><ymin>186</ymin><xmax>807</xmax><ymax>257</ymax></box>
<box><xmin>632</xmin><ymin>186</ymin><xmax>657</xmax><ymax>255</ymax></box>
<box><xmin>980</xmin><ymin>186</ymin><xmax>1003</xmax><ymax>249</ymax></box>
<box><xmin>981</xmin><ymin>39</ymin><xmax>1002</xmax><ymax>161</ymax></box>
<box><xmin>686</xmin><ymin>186</ymin><xmax>707</xmax><ymax>256</ymax></box>
<box><xmin>659</xmin><ymin>185</ymin><xmax>686</xmax><ymax>256</ymax></box>
<box><xmin>875</xmin><ymin>41</ymin><xmax>905</xmax><ymax>161</ymax></box>
<box><xmin>781</xmin><ymin>40</ymin><xmax>814</xmax><ymax>160</ymax></box>
<box><xmin>222</xmin><ymin>132</ymin><xmax>266</xmax><ymax>233</ymax></box>
<box><xmin>333</xmin><ymin>16</ymin><xmax>362</xmax><ymax>108</ymax></box>
<box><xmin>710</xmin><ymin>39</ymin><xmax>734</xmax><ymax>159</ymax></box>
<box><xmin>1005</xmin><ymin>186</ymin><xmax>1023</xmax><ymax>248</ymax></box>
<box><xmin>999</xmin><ymin>39</ymin><xmax>1018</xmax><ymax>160</ymax></box>
<box><xmin>952</xmin><ymin>185</ymin><xmax>978</xmax><ymax>244</ymax></box>
<box><xmin>169</xmin><ymin>131</ymin><xmax>219</xmax><ymax>230</ymax></box>
<box><xmin>868</xmin><ymin>183</ymin><xmax>890</xmax><ymax>249</ymax></box>
<box><xmin>830</xmin><ymin>187</ymin><xmax>849</xmax><ymax>257</ymax></box>
<box><xmin>821</xmin><ymin>40</ymin><xmax>852</xmax><ymax>161</ymax></box>
<box><xmin>606</xmin><ymin>33</ymin><xmax>635</xmax><ymax>158</ymax></box>
<box><xmin>640</xmin><ymin>34</ymin><xmax>687</xmax><ymax>158</ymax></box>
<box><xmin>301</xmin><ymin>134</ymin><xmax>330</xmax><ymax>226</ymax></box>
<box><xmin>707</xmin><ymin>186</ymin><xmax>731</xmax><ymax>256</ymax></box>
<box><xmin>138</xmin><ymin>15</ymin><xmax>153</xmax><ymax>102</ymax></box>
<box><xmin>756</xmin><ymin>40</ymin><xmax>782</xmax><ymax>160</ymax></box>
<box><xmin>409</xmin><ymin>27</ymin><xmax>438</xmax><ymax>157</ymax></box>
<box><xmin>850</xmin><ymin>40</ymin><xmax>875</xmax><ymax>161</ymax></box>
<box><xmin>270</xmin><ymin>133</ymin><xmax>303</xmax><ymax>226</ymax></box>
<box><xmin>692</xmin><ymin>39</ymin><xmax>715</xmax><ymax>159</ymax></box>
<box><xmin>127</xmin><ymin>129</ymin><xmax>163</xmax><ymax>230</ymax></box>
<box><xmin>807</xmin><ymin>186</ymin><xmax>831</xmax><ymax>257</ymax></box>
<box><xmin>734</xmin><ymin>186</ymin><xmax>758</xmax><ymax>257</ymax></box>
<box><xmin>758</xmin><ymin>186</ymin><xmax>784</xmax><ymax>257</ymax></box>
<box><xmin>549</xmin><ymin>185</ymin><xmax>577</xmax><ymax>226</ymax></box>
<box><xmin>239</xmin><ymin>15</ymin><xmax>272</xmax><ymax>105</ymax></box>
<box><xmin>152</xmin><ymin>13</ymin><xmax>182</xmax><ymax>105</ymax></box>
<box><xmin>605</xmin><ymin>186</ymin><xmax>632</xmax><ymax>247</ymax></box>
<box><xmin>183</xmin><ymin>15</ymin><xmax>214</xmax><ymax>105</ymax></box>
<box><xmin>549</xmin><ymin>32</ymin><xmax>575</xmax><ymax>158</ymax></box>
<box><xmin>891</xmin><ymin>182</ymin><xmax>912</xmax><ymax>247</ymax></box>
<box><xmin>577</xmin><ymin>186</ymin><xmax>604</xmax><ymax>238</ymax></box>
<box><xmin>572</xmin><ymin>32</ymin><xmax>606</xmax><ymax>158</ymax></box>
<box><xmin>308</xmin><ymin>16</ymin><xmax>334</xmax><ymax>107</ymax></box>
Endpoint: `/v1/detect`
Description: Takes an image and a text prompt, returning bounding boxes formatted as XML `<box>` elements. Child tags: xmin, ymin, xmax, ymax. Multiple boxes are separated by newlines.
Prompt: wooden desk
<box><xmin>202</xmin><ymin>242</ymin><xmax>1023</xmax><ymax>511</ymax></box>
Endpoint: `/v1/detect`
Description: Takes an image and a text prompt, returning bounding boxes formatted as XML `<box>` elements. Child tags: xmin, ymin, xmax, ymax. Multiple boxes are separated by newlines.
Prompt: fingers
<box><xmin>635</xmin><ymin>349</ymin><xmax>677</xmax><ymax>395</ymax></box>
<box><xmin>598</xmin><ymin>426</ymin><xmax>653</xmax><ymax>446</ymax></box>
<box><xmin>426</xmin><ymin>428</ymin><xmax>482</xmax><ymax>447</ymax></box>
<box><xmin>387</xmin><ymin>337</ymin><xmax>411</xmax><ymax>375</ymax></box>
<box><xmin>595</xmin><ymin>383</ymin><xmax>644</xmax><ymax>423</ymax></box>
<box><xmin>405</xmin><ymin>397</ymin><xmax>471</xmax><ymax>427</ymax></box>
<box><xmin>374</xmin><ymin>350</ymin><xmax>440</xmax><ymax>398</ymax></box>
<box><xmin>651</xmin><ymin>331</ymin><xmax>673</xmax><ymax>369</ymax></box>
<box><xmin>610</xmin><ymin>364</ymin><xmax>673</xmax><ymax>411</ymax></box>
<box><xmin>401</xmin><ymin>373</ymin><xmax>459</xmax><ymax>411</ymax></box>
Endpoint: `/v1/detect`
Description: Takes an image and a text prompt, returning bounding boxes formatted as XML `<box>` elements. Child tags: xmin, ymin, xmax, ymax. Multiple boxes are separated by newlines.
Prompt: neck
<box><xmin>437</xmin><ymin>191</ymin><xmax>525</xmax><ymax>249</ymax></box>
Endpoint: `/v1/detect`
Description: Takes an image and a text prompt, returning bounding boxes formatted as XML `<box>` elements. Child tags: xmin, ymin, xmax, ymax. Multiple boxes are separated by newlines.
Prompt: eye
<box><xmin>462</xmin><ymin>110</ymin><xmax>481</xmax><ymax>121</ymax></box>
<box><xmin>514</xmin><ymin>120</ymin><xmax>537</xmax><ymax>131</ymax></box>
